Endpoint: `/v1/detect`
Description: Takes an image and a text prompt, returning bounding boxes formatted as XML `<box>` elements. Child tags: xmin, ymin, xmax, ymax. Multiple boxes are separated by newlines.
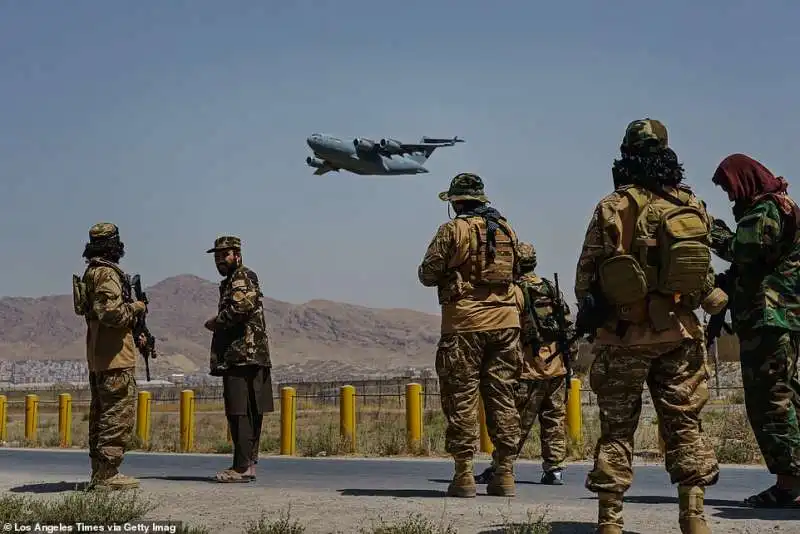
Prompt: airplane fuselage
<box><xmin>306</xmin><ymin>133</ymin><xmax>429</xmax><ymax>175</ymax></box>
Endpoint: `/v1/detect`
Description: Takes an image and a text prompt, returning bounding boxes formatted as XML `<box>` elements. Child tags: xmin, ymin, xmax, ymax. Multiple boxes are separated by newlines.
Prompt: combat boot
<box><xmin>486</xmin><ymin>455</ymin><xmax>515</xmax><ymax>497</ymax></box>
<box><xmin>597</xmin><ymin>491</ymin><xmax>624</xmax><ymax>534</ymax></box>
<box><xmin>89</xmin><ymin>464</ymin><xmax>139</xmax><ymax>491</ymax></box>
<box><xmin>678</xmin><ymin>485</ymin><xmax>711</xmax><ymax>534</ymax></box>
<box><xmin>447</xmin><ymin>456</ymin><xmax>476</xmax><ymax>498</ymax></box>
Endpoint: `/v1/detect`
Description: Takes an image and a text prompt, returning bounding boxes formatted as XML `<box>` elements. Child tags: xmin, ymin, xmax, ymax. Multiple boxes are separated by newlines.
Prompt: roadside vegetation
<box><xmin>0</xmin><ymin>491</ymin><xmax>551</xmax><ymax>533</ymax></box>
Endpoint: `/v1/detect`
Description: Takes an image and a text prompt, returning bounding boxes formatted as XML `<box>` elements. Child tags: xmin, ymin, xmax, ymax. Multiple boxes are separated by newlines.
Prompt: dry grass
<box><xmin>0</xmin><ymin>490</ymin><xmax>549</xmax><ymax>534</ymax></box>
<box><xmin>0</xmin><ymin>395</ymin><xmax>762</xmax><ymax>465</ymax></box>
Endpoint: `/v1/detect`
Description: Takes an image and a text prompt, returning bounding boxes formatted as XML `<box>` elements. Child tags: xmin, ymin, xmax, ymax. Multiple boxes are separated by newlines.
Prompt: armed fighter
<box><xmin>305</xmin><ymin>133</ymin><xmax>464</xmax><ymax>176</ymax></box>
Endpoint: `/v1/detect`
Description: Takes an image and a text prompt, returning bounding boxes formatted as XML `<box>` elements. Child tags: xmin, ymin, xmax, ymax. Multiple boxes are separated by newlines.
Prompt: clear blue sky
<box><xmin>2</xmin><ymin>1</ymin><xmax>799</xmax><ymax>314</ymax></box>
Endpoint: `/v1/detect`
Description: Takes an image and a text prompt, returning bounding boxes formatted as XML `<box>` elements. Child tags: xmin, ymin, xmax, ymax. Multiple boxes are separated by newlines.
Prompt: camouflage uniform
<box><xmin>576</xmin><ymin>120</ymin><xmax>726</xmax><ymax>534</ymax></box>
<box><xmin>476</xmin><ymin>242</ymin><xmax>573</xmax><ymax>486</ymax></box>
<box><xmin>710</xmin><ymin>153</ymin><xmax>800</xmax><ymax>506</ymax></box>
<box><xmin>73</xmin><ymin>223</ymin><xmax>145</xmax><ymax>490</ymax></box>
<box><xmin>418</xmin><ymin>173</ymin><xmax>523</xmax><ymax>498</ymax></box>
<box><xmin>207</xmin><ymin>236</ymin><xmax>274</xmax><ymax>482</ymax></box>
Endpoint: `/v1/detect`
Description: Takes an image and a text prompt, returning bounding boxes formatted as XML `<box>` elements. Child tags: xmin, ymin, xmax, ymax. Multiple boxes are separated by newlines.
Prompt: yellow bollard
<box><xmin>136</xmin><ymin>391</ymin><xmax>152</xmax><ymax>446</ymax></box>
<box><xmin>0</xmin><ymin>395</ymin><xmax>6</xmax><ymax>442</ymax></box>
<box><xmin>58</xmin><ymin>393</ymin><xmax>72</xmax><ymax>448</ymax></box>
<box><xmin>280</xmin><ymin>386</ymin><xmax>296</xmax><ymax>455</ymax></box>
<box><xmin>24</xmin><ymin>394</ymin><xmax>38</xmax><ymax>442</ymax></box>
<box><xmin>179</xmin><ymin>389</ymin><xmax>195</xmax><ymax>452</ymax></box>
<box><xmin>566</xmin><ymin>378</ymin><xmax>582</xmax><ymax>442</ymax></box>
<box><xmin>405</xmin><ymin>383</ymin><xmax>422</xmax><ymax>449</ymax></box>
<box><xmin>340</xmin><ymin>385</ymin><xmax>356</xmax><ymax>452</ymax></box>
<box><xmin>478</xmin><ymin>395</ymin><xmax>494</xmax><ymax>454</ymax></box>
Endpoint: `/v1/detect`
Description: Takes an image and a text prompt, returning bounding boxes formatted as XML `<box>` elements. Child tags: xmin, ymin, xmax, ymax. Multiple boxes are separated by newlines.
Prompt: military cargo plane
<box><xmin>305</xmin><ymin>133</ymin><xmax>464</xmax><ymax>176</ymax></box>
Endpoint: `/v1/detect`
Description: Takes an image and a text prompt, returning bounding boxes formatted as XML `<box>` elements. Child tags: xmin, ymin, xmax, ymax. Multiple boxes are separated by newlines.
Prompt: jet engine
<box><xmin>353</xmin><ymin>138</ymin><xmax>377</xmax><ymax>152</ymax></box>
<box><xmin>306</xmin><ymin>156</ymin><xmax>324</xmax><ymax>168</ymax></box>
<box><xmin>379</xmin><ymin>138</ymin><xmax>403</xmax><ymax>153</ymax></box>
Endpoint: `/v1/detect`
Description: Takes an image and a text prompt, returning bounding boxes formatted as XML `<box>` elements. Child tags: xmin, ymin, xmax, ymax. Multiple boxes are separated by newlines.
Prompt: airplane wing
<box><xmin>378</xmin><ymin>136</ymin><xmax>464</xmax><ymax>155</ymax></box>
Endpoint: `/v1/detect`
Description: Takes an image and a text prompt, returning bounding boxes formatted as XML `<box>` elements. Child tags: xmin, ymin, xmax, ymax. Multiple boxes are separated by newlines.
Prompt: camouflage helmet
<box><xmin>438</xmin><ymin>173</ymin><xmax>489</xmax><ymax>203</ymax></box>
<box><xmin>621</xmin><ymin>118</ymin><xmax>668</xmax><ymax>154</ymax></box>
<box><xmin>88</xmin><ymin>222</ymin><xmax>119</xmax><ymax>242</ymax></box>
<box><xmin>206</xmin><ymin>235</ymin><xmax>241</xmax><ymax>253</ymax></box>
<box><xmin>516</xmin><ymin>241</ymin><xmax>537</xmax><ymax>271</ymax></box>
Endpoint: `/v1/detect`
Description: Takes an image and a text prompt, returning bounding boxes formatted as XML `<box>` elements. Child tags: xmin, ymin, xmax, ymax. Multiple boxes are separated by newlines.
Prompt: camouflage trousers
<box><xmin>490</xmin><ymin>377</ymin><xmax>567</xmax><ymax>471</ymax></box>
<box><xmin>586</xmin><ymin>339</ymin><xmax>719</xmax><ymax>494</ymax></box>
<box><xmin>436</xmin><ymin>328</ymin><xmax>522</xmax><ymax>459</ymax></box>
<box><xmin>89</xmin><ymin>368</ymin><xmax>137</xmax><ymax>471</ymax></box>
<box><xmin>739</xmin><ymin>326</ymin><xmax>800</xmax><ymax>476</ymax></box>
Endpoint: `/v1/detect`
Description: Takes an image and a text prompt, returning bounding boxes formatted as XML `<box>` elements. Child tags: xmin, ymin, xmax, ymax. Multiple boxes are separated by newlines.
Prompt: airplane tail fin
<box><xmin>407</xmin><ymin>136</ymin><xmax>463</xmax><ymax>164</ymax></box>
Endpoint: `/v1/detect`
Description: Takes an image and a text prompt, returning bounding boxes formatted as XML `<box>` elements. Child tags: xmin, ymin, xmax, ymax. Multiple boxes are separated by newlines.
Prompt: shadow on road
<box><xmin>603</xmin><ymin>495</ymin><xmax>800</xmax><ymax>521</ymax></box>
<box><xmin>428</xmin><ymin>477</ymin><xmax>548</xmax><ymax>486</ymax></box>
<box><xmin>478</xmin><ymin>521</ymin><xmax>642</xmax><ymax>533</ymax></box>
<box><xmin>9</xmin><ymin>481</ymin><xmax>88</xmax><ymax>493</ymax></box>
<box><xmin>338</xmin><ymin>488</ymin><xmax>446</xmax><ymax>498</ymax></box>
<box><xmin>620</xmin><ymin>495</ymin><xmax>742</xmax><ymax>507</ymax></box>
<box><xmin>137</xmin><ymin>475</ymin><xmax>219</xmax><ymax>483</ymax></box>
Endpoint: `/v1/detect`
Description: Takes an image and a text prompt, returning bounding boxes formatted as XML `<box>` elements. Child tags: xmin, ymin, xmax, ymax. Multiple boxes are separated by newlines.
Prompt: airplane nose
<box><xmin>307</xmin><ymin>134</ymin><xmax>325</xmax><ymax>150</ymax></box>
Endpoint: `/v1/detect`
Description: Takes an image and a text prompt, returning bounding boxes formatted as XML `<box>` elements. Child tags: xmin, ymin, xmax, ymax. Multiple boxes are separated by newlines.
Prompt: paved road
<box><xmin>0</xmin><ymin>449</ymin><xmax>796</xmax><ymax>533</ymax></box>
<box><xmin>0</xmin><ymin>448</ymin><xmax>772</xmax><ymax>502</ymax></box>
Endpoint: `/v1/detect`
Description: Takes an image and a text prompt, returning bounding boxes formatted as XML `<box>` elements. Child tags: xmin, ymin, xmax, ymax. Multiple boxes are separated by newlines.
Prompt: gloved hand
<box><xmin>132</xmin><ymin>301</ymin><xmax>147</xmax><ymax>314</ymax></box>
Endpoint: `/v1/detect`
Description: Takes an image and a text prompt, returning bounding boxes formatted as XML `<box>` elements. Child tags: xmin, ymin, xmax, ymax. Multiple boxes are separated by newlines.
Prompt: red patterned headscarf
<box><xmin>712</xmin><ymin>153</ymin><xmax>800</xmax><ymax>226</ymax></box>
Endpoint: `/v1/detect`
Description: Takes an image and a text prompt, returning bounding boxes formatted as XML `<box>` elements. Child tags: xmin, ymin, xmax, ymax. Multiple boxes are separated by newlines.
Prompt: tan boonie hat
<box><xmin>206</xmin><ymin>235</ymin><xmax>241</xmax><ymax>253</ymax></box>
<box><xmin>89</xmin><ymin>222</ymin><xmax>119</xmax><ymax>241</ymax></box>
<box><xmin>621</xmin><ymin>118</ymin><xmax>668</xmax><ymax>152</ymax></box>
<box><xmin>438</xmin><ymin>172</ymin><xmax>489</xmax><ymax>203</ymax></box>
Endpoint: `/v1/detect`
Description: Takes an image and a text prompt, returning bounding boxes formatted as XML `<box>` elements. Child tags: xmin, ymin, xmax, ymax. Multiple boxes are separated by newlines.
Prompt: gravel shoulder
<box><xmin>0</xmin><ymin>450</ymin><xmax>796</xmax><ymax>534</ymax></box>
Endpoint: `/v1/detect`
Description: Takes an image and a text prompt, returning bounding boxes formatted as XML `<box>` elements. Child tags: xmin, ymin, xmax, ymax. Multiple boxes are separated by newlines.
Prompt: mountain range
<box><xmin>0</xmin><ymin>273</ymin><xmax>741</xmax><ymax>383</ymax></box>
<box><xmin>0</xmin><ymin>274</ymin><xmax>442</xmax><ymax>380</ymax></box>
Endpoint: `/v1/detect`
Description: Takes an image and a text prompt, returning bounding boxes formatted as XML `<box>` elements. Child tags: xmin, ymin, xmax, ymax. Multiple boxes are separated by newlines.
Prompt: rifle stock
<box><xmin>130</xmin><ymin>274</ymin><xmax>157</xmax><ymax>381</ymax></box>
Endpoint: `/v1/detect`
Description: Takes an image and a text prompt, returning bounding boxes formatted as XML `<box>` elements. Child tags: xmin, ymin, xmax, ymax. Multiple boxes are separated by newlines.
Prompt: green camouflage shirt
<box><xmin>711</xmin><ymin>198</ymin><xmax>800</xmax><ymax>331</ymax></box>
<box><xmin>209</xmin><ymin>264</ymin><xmax>272</xmax><ymax>375</ymax></box>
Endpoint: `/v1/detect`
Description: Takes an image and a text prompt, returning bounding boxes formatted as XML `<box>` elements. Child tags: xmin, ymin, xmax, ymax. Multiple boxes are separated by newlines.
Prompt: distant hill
<box><xmin>0</xmin><ymin>274</ymin><xmax>441</xmax><ymax>379</ymax></box>
<box><xmin>0</xmin><ymin>273</ymin><xmax>743</xmax><ymax>382</ymax></box>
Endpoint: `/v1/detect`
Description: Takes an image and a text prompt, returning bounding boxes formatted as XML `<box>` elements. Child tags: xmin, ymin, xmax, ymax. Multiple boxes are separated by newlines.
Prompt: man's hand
<box><xmin>132</xmin><ymin>301</ymin><xmax>147</xmax><ymax>315</ymax></box>
<box><xmin>136</xmin><ymin>332</ymin><xmax>147</xmax><ymax>348</ymax></box>
<box><xmin>204</xmin><ymin>317</ymin><xmax>217</xmax><ymax>331</ymax></box>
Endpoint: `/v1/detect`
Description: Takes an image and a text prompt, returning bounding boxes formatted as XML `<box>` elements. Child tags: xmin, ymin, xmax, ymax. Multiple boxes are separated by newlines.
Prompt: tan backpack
<box><xmin>599</xmin><ymin>185</ymin><xmax>712</xmax><ymax>306</ymax></box>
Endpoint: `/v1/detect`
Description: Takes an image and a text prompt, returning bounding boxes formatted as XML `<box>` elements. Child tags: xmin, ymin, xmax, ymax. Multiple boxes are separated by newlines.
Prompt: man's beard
<box><xmin>216</xmin><ymin>263</ymin><xmax>230</xmax><ymax>276</ymax></box>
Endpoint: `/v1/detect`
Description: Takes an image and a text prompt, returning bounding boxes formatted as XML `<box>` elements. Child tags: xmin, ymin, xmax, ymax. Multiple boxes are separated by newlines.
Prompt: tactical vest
<box><xmin>598</xmin><ymin>185</ymin><xmax>712</xmax><ymax>306</ymax></box>
<box><xmin>72</xmin><ymin>258</ymin><xmax>132</xmax><ymax>318</ymax></box>
<box><xmin>457</xmin><ymin>215</ymin><xmax>516</xmax><ymax>287</ymax></box>
<box><xmin>520</xmin><ymin>276</ymin><xmax>560</xmax><ymax>347</ymax></box>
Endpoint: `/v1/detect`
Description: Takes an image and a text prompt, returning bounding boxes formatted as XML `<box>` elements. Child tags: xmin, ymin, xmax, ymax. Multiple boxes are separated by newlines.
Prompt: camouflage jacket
<box><xmin>517</xmin><ymin>272</ymin><xmax>575</xmax><ymax>380</ymax></box>
<box><xmin>82</xmin><ymin>258</ymin><xmax>139</xmax><ymax>372</ymax></box>
<box><xmin>209</xmin><ymin>265</ymin><xmax>271</xmax><ymax>375</ymax></box>
<box><xmin>710</xmin><ymin>197</ymin><xmax>800</xmax><ymax>331</ymax></box>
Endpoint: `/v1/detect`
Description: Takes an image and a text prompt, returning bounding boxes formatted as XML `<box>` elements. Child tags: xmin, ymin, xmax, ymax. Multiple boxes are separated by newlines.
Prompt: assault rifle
<box><xmin>130</xmin><ymin>274</ymin><xmax>157</xmax><ymax>382</ymax></box>
<box><xmin>550</xmin><ymin>273</ymin><xmax>574</xmax><ymax>404</ymax></box>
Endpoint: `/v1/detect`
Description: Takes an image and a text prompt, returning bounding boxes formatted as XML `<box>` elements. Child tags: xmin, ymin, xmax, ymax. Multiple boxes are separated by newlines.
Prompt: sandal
<box><xmin>744</xmin><ymin>485</ymin><xmax>800</xmax><ymax>508</ymax></box>
<box><xmin>214</xmin><ymin>469</ymin><xmax>254</xmax><ymax>483</ymax></box>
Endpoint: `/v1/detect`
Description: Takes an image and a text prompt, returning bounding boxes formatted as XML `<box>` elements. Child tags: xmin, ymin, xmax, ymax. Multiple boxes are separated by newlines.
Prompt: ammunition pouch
<box><xmin>598</xmin><ymin>255</ymin><xmax>648</xmax><ymax>306</ymax></box>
